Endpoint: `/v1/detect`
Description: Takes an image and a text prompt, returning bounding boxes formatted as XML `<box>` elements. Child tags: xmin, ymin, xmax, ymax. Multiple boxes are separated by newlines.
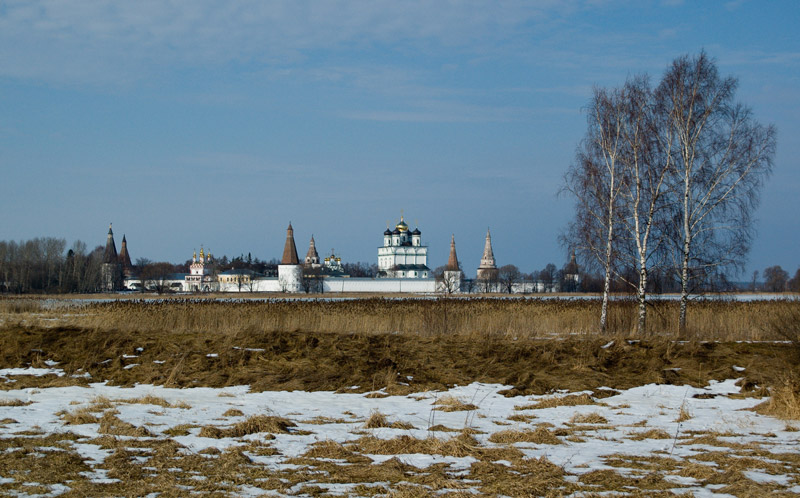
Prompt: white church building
<box><xmin>377</xmin><ymin>216</ymin><xmax>430</xmax><ymax>278</ymax></box>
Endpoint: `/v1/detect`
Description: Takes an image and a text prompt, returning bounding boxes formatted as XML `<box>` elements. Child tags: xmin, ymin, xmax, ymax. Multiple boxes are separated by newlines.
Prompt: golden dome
<box><xmin>395</xmin><ymin>216</ymin><xmax>409</xmax><ymax>232</ymax></box>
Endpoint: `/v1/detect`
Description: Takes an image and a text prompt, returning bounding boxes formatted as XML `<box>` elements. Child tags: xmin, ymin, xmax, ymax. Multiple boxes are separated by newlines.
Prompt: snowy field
<box><xmin>1</xmin><ymin>367</ymin><xmax>799</xmax><ymax>496</ymax></box>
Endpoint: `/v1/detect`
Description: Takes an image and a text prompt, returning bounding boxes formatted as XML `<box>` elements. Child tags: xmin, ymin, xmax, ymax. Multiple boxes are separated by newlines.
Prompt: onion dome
<box><xmin>384</xmin><ymin>228</ymin><xmax>392</xmax><ymax>236</ymax></box>
<box><xmin>392</xmin><ymin>228</ymin><xmax>401</xmax><ymax>235</ymax></box>
<box><xmin>411</xmin><ymin>228</ymin><xmax>421</xmax><ymax>235</ymax></box>
<box><xmin>395</xmin><ymin>216</ymin><xmax>409</xmax><ymax>232</ymax></box>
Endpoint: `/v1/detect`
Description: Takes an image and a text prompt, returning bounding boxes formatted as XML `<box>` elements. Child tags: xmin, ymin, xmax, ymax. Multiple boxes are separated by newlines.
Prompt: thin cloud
<box><xmin>0</xmin><ymin>0</ymin><xmax>575</xmax><ymax>86</ymax></box>
<box><xmin>342</xmin><ymin>100</ymin><xmax>536</xmax><ymax>123</ymax></box>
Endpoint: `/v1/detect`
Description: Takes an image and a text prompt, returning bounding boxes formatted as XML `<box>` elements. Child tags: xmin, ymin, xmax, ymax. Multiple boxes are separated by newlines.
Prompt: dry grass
<box><xmin>198</xmin><ymin>414</ymin><xmax>295</xmax><ymax>438</ymax></box>
<box><xmin>363</xmin><ymin>410</ymin><xmax>415</xmax><ymax>430</ymax></box>
<box><xmin>2</xmin><ymin>295</ymin><xmax>799</xmax><ymax>496</ymax></box>
<box><xmin>569</xmin><ymin>412</ymin><xmax>608</xmax><ymax>424</ymax></box>
<box><xmin>60</xmin><ymin>407</ymin><xmax>100</xmax><ymax>425</ymax></box>
<box><xmin>11</xmin><ymin>296</ymin><xmax>800</xmax><ymax>340</ymax></box>
<box><xmin>364</xmin><ymin>410</ymin><xmax>391</xmax><ymax>428</ymax></box>
<box><xmin>302</xmin><ymin>415</ymin><xmax>349</xmax><ymax>425</ymax></box>
<box><xmin>120</xmin><ymin>395</ymin><xmax>191</xmax><ymax>409</ymax></box>
<box><xmin>753</xmin><ymin>377</ymin><xmax>800</xmax><ymax>420</ymax></box>
<box><xmin>763</xmin><ymin>300</ymin><xmax>800</xmax><ymax>346</ymax></box>
<box><xmin>163</xmin><ymin>423</ymin><xmax>198</xmax><ymax>436</ymax></box>
<box><xmin>428</xmin><ymin>424</ymin><xmax>461</xmax><ymax>432</ymax></box>
<box><xmin>0</xmin><ymin>298</ymin><xmax>43</xmax><ymax>314</ymax></box>
<box><xmin>87</xmin><ymin>396</ymin><xmax>115</xmax><ymax>411</ymax></box>
<box><xmin>516</xmin><ymin>393</ymin><xmax>598</xmax><ymax>410</ymax></box>
<box><xmin>301</xmin><ymin>440</ymin><xmax>372</xmax><ymax>464</ymax></box>
<box><xmin>488</xmin><ymin>426</ymin><xmax>563</xmax><ymax>445</ymax></box>
<box><xmin>433</xmin><ymin>395</ymin><xmax>478</xmax><ymax>412</ymax></box>
<box><xmin>98</xmin><ymin>410</ymin><xmax>152</xmax><ymax>437</ymax></box>
<box><xmin>2</xmin><ymin>322</ymin><xmax>797</xmax><ymax>399</ymax></box>
<box><xmin>627</xmin><ymin>429</ymin><xmax>672</xmax><ymax>440</ymax></box>
<box><xmin>348</xmin><ymin>434</ymin><xmax>481</xmax><ymax>458</ymax></box>
<box><xmin>507</xmin><ymin>413</ymin><xmax>535</xmax><ymax>423</ymax></box>
<box><xmin>676</xmin><ymin>402</ymin><xmax>692</xmax><ymax>422</ymax></box>
<box><xmin>0</xmin><ymin>414</ymin><xmax>796</xmax><ymax>496</ymax></box>
<box><xmin>0</xmin><ymin>398</ymin><xmax>31</xmax><ymax>407</ymax></box>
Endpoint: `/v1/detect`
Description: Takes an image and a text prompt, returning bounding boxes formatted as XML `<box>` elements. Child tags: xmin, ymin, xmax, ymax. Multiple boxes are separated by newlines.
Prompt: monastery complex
<box><xmin>101</xmin><ymin>216</ymin><xmax>574</xmax><ymax>294</ymax></box>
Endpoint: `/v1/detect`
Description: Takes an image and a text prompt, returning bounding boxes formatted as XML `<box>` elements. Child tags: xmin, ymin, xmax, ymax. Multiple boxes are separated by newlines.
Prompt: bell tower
<box><xmin>476</xmin><ymin>228</ymin><xmax>499</xmax><ymax>281</ymax></box>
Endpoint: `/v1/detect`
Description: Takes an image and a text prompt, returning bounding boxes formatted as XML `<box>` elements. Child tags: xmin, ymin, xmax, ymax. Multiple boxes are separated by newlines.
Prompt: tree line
<box><xmin>0</xmin><ymin>238</ymin><xmax>106</xmax><ymax>293</ymax></box>
<box><xmin>563</xmin><ymin>52</ymin><xmax>776</xmax><ymax>334</ymax></box>
<box><xmin>760</xmin><ymin>266</ymin><xmax>800</xmax><ymax>293</ymax></box>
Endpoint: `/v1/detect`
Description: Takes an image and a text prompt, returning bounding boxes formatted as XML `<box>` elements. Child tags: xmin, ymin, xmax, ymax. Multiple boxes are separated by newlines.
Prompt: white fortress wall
<box><xmin>322</xmin><ymin>278</ymin><xmax>437</xmax><ymax>293</ymax></box>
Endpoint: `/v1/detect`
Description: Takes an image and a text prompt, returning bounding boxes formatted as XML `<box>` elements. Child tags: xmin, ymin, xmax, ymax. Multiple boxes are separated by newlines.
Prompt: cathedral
<box><xmin>377</xmin><ymin>216</ymin><xmax>430</xmax><ymax>278</ymax></box>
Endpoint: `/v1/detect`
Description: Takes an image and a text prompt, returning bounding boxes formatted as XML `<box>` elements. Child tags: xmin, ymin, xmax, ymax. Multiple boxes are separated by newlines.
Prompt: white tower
<box><xmin>278</xmin><ymin>223</ymin><xmax>303</xmax><ymax>292</ymax></box>
<box><xmin>442</xmin><ymin>234</ymin><xmax>463</xmax><ymax>293</ymax></box>
<box><xmin>477</xmin><ymin>228</ymin><xmax>499</xmax><ymax>281</ymax></box>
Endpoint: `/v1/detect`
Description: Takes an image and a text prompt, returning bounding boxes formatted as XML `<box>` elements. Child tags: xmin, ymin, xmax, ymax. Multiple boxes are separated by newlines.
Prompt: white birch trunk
<box><xmin>679</xmin><ymin>172</ymin><xmax>691</xmax><ymax>333</ymax></box>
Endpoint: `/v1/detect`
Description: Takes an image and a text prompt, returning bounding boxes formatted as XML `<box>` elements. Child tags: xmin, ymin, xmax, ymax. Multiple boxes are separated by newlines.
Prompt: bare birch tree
<box><xmin>656</xmin><ymin>52</ymin><xmax>776</xmax><ymax>332</ymax></box>
<box><xmin>563</xmin><ymin>86</ymin><xmax>627</xmax><ymax>332</ymax></box>
<box><xmin>564</xmin><ymin>52</ymin><xmax>775</xmax><ymax>335</ymax></box>
<box><xmin>614</xmin><ymin>76</ymin><xmax>673</xmax><ymax>334</ymax></box>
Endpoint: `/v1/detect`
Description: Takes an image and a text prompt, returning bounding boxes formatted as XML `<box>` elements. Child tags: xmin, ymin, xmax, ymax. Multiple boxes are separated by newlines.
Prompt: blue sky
<box><xmin>1</xmin><ymin>0</ymin><xmax>797</xmax><ymax>278</ymax></box>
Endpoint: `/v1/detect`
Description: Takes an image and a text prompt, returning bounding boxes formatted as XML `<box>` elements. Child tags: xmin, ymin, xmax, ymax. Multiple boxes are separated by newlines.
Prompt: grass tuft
<box><xmin>753</xmin><ymin>377</ymin><xmax>800</xmax><ymax>420</ymax></box>
<box><xmin>570</xmin><ymin>412</ymin><xmax>608</xmax><ymax>424</ymax></box>
<box><xmin>516</xmin><ymin>393</ymin><xmax>597</xmax><ymax>410</ymax></box>
<box><xmin>364</xmin><ymin>410</ymin><xmax>390</xmax><ymax>428</ymax></box>
<box><xmin>433</xmin><ymin>395</ymin><xmax>478</xmax><ymax>412</ymax></box>
<box><xmin>0</xmin><ymin>399</ymin><xmax>32</xmax><ymax>407</ymax></box>
<box><xmin>676</xmin><ymin>403</ymin><xmax>692</xmax><ymax>423</ymax></box>
<box><xmin>199</xmin><ymin>415</ymin><xmax>295</xmax><ymax>438</ymax></box>
<box><xmin>60</xmin><ymin>407</ymin><xmax>100</xmax><ymax>425</ymax></box>
<box><xmin>488</xmin><ymin>426</ymin><xmax>563</xmax><ymax>445</ymax></box>
<box><xmin>98</xmin><ymin>411</ymin><xmax>152</xmax><ymax>437</ymax></box>
<box><xmin>627</xmin><ymin>428</ymin><xmax>672</xmax><ymax>440</ymax></box>
<box><xmin>119</xmin><ymin>395</ymin><xmax>191</xmax><ymax>409</ymax></box>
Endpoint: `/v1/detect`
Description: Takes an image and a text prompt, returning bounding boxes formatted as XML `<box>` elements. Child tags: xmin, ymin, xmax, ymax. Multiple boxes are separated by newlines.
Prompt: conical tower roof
<box><xmin>446</xmin><ymin>234</ymin><xmax>459</xmax><ymax>271</ymax></box>
<box><xmin>118</xmin><ymin>234</ymin><xmax>133</xmax><ymax>269</ymax></box>
<box><xmin>305</xmin><ymin>235</ymin><xmax>320</xmax><ymax>265</ymax></box>
<box><xmin>478</xmin><ymin>228</ymin><xmax>496</xmax><ymax>269</ymax></box>
<box><xmin>103</xmin><ymin>224</ymin><xmax>118</xmax><ymax>264</ymax></box>
<box><xmin>281</xmin><ymin>223</ymin><xmax>300</xmax><ymax>265</ymax></box>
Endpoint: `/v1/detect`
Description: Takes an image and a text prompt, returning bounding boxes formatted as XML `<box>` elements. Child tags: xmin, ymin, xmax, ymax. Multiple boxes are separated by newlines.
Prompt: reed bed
<box><xmin>17</xmin><ymin>296</ymin><xmax>798</xmax><ymax>341</ymax></box>
<box><xmin>1</xmin><ymin>296</ymin><xmax>798</xmax><ymax>396</ymax></box>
